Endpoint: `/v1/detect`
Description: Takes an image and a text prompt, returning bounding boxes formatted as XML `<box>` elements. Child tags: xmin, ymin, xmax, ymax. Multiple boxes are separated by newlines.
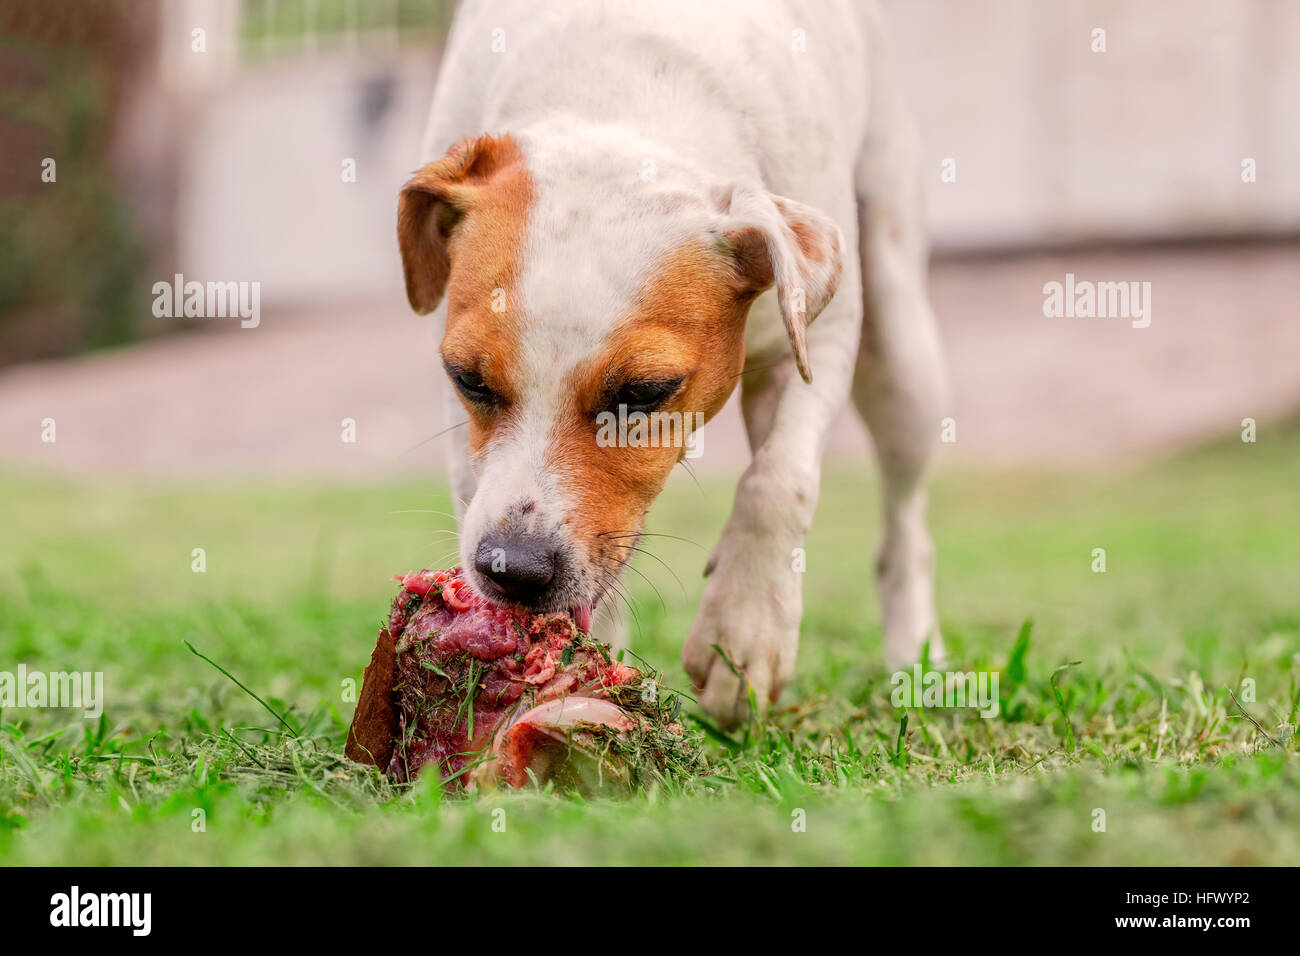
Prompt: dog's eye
<box><xmin>452</xmin><ymin>369</ymin><xmax>494</xmax><ymax>402</ymax></box>
<box><xmin>612</xmin><ymin>379</ymin><xmax>681</xmax><ymax>413</ymax></box>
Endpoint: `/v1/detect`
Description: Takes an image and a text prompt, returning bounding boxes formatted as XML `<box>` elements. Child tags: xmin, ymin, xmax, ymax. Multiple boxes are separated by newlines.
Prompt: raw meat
<box><xmin>345</xmin><ymin>568</ymin><xmax>701</xmax><ymax>791</ymax></box>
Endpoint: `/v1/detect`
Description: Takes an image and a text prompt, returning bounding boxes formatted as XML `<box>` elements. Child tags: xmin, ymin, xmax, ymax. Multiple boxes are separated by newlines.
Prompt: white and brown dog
<box><xmin>397</xmin><ymin>0</ymin><xmax>949</xmax><ymax>727</ymax></box>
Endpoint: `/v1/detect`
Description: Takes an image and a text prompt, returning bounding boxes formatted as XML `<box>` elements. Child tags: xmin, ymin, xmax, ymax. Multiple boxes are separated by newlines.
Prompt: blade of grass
<box><xmin>1050</xmin><ymin>660</ymin><xmax>1083</xmax><ymax>754</ymax></box>
<box><xmin>184</xmin><ymin>640</ymin><xmax>300</xmax><ymax>738</ymax></box>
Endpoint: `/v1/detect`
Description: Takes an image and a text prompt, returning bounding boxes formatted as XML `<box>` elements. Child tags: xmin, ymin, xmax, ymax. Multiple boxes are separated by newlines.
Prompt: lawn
<box><xmin>1</xmin><ymin>421</ymin><xmax>1297</xmax><ymax>865</ymax></box>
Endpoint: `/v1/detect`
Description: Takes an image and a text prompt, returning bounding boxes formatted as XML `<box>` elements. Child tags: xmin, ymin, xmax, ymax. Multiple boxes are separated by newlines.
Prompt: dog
<box><xmin>397</xmin><ymin>0</ymin><xmax>949</xmax><ymax>728</ymax></box>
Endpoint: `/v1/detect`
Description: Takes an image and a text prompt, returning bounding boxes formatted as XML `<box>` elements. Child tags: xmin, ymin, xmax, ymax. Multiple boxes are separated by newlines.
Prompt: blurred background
<box><xmin>1</xmin><ymin>0</ymin><xmax>1297</xmax><ymax>477</ymax></box>
<box><xmin>4</xmin><ymin>1</ymin><xmax>1299</xmax><ymax>869</ymax></box>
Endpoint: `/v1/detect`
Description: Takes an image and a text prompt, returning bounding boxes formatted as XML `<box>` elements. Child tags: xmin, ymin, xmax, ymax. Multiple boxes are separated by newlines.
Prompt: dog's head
<box><xmin>397</xmin><ymin>130</ymin><xmax>843</xmax><ymax>623</ymax></box>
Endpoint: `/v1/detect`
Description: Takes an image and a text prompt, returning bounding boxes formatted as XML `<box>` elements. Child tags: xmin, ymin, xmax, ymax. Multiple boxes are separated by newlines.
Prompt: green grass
<box><xmin>2</xmin><ymin>422</ymin><xmax>1298</xmax><ymax>865</ymax></box>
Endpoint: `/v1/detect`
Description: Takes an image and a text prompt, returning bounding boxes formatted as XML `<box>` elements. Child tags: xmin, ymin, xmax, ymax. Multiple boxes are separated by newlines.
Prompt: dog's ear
<box><xmin>715</xmin><ymin>187</ymin><xmax>844</xmax><ymax>383</ymax></box>
<box><xmin>397</xmin><ymin>134</ymin><xmax>520</xmax><ymax>314</ymax></box>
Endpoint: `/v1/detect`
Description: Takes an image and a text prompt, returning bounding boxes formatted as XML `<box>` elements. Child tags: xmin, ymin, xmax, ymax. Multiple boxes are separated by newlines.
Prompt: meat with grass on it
<box><xmin>345</xmin><ymin>568</ymin><xmax>702</xmax><ymax>791</ymax></box>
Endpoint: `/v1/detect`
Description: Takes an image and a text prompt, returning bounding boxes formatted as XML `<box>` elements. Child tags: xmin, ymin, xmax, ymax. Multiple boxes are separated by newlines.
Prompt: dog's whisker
<box><xmin>732</xmin><ymin>360</ymin><xmax>781</xmax><ymax>380</ymax></box>
<box><xmin>599</xmin><ymin>530</ymin><xmax>708</xmax><ymax>552</ymax></box>
<box><xmin>403</xmin><ymin>420</ymin><xmax>469</xmax><ymax>455</ymax></box>
<box><xmin>605</xmin><ymin>542</ymin><xmax>686</xmax><ymax>595</ymax></box>
<box><xmin>415</xmin><ymin>545</ymin><xmax>464</xmax><ymax>569</ymax></box>
<box><xmin>620</xmin><ymin>559</ymin><xmax>668</xmax><ymax>614</ymax></box>
<box><xmin>423</xmin><ymin>528</ymin><xmax>460</xmax><ymax>539</ymax></box>
<box><xmin>591</xmin><ymin>561</ymin><xmax>632</xmax><ymax>609</ymax></box>
<box><xmin>676</xmin><ymin>457</ymin><xmax>707</xmax><ymax>499</ymax></box>
<box><xmin>591</xmin><ymin>568</ymin><xmax>642</xmax><ymax>643</ymax></box>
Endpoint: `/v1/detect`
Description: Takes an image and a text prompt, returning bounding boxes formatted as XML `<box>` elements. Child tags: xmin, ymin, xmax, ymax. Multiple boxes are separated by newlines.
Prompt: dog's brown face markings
<box><xmin>398</xmin><ymin>134</ymin><xmax>809</xmax><ymax>611</ymax></box>
<box><xmin>446</xmin><ymin>237</ymin><xmax>750</xmax><ymax>585</ymax></box>
<box><xmin>413</xmin><ymin>137</ymin><xmax>744</xmax><ymax>477</ymax></box>
<box><xmin>401</xmin><ymin>135</ymin><xmax>533</xmax><ymax>463</ymax></box>
<box><xmin>549</xmin><ymin>243</ymin><xmax>749</xmax><ymax>571</ymax></box>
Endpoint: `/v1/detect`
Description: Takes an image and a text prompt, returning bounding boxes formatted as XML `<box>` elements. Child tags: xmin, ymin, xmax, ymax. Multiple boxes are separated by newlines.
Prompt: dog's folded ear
<box><xmin>715</xmin><ymin>186</ymin><xmax>845</xmax><ymax>384</ymax></box>
<box><xmin>397</xmin><ymin>134</ymin><xmax>524</xmax><ymax>314</ymax></box>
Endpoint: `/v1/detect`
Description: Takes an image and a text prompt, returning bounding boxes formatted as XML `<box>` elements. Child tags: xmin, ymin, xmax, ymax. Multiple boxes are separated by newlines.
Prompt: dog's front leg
<box><xmin>683</xmin><ymin>325</ymin><xmax>857</xmax><ymax>727</ymax></box>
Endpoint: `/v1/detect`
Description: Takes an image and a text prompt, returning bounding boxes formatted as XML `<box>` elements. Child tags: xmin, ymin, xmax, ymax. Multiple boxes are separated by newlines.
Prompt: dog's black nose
<box><xmin>474</xmin><ymin>532</ymin><xmax>557</xmax><ymax>605</ymax></box>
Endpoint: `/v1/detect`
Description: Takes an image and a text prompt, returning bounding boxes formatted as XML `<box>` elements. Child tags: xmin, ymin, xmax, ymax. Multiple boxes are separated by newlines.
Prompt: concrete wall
<box><xmin>166</xmin><ymin>0</ymin><xmax>1300</xmax><ymax>304</ymax></box>
<box><xmin>884</xmin><ymin>0</ymin><xmax>1300</xmax><ymax>248</ymax></box>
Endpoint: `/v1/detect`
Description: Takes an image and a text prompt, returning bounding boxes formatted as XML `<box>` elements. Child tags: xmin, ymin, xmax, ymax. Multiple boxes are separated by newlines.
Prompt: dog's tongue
<box><xmin>571</xmin><ymin>604</ymin><xmax>593</xmax><ymax>633</ymax></box>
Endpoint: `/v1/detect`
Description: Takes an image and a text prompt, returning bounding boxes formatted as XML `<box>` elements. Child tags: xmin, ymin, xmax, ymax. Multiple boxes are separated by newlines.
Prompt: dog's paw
<box><xmin>682</xmin><ymin>550</ymin><xmax>801</xmax><ymax>730</ymax></box>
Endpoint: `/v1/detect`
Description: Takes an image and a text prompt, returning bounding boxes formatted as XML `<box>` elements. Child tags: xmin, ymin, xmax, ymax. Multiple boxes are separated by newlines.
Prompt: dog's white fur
<box><xmin>414</xmin><ymin>0</ymin><xmax>949</xmax><ymax>726</ymax></box>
